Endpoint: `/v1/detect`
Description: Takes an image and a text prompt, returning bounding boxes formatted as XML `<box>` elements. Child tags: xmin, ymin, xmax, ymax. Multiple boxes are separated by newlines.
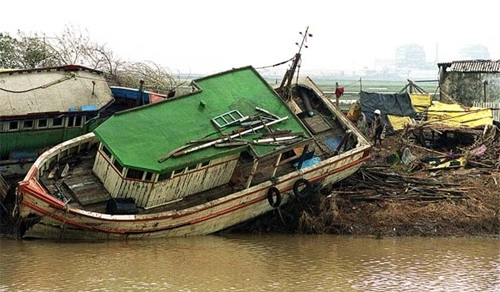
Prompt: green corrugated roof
<box><xmin>94</xmin><ymin>66</ymin><xmax>311</xmax><ymax>173</ymax></box>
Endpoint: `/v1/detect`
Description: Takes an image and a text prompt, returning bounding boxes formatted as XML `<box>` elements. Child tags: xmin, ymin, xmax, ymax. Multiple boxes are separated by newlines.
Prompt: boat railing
<box><xmin>24</xmin><ymin>133</ymin><xmax>99</xmax><ymax>182</ymax></box>
<box><xmin>300</xmin><ymin>77</ymin><xmax>371</xmax><ymax>148</ymax></box>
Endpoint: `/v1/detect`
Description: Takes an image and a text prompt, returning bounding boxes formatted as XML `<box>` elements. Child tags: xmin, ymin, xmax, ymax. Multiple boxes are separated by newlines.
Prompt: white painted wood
<box><xmin>15</xmin><ymin>76</ymin><xmax>374</xmax><ymax>240</ymax></box>
<box><xmin>17</xmin><ymin>144</ymin><xmax>370</xmax><ymax>240</ymax></box>
<box><xmin>146</xmin><ymin>154</ymin><xmax>239</xmax><ymax>208</ymax></box>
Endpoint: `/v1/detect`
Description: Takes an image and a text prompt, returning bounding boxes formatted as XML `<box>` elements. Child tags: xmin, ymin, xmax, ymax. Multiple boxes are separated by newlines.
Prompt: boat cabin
<box><xmin>0</xmin><ymin>65</ymin><xmax>114</xmax><ymax>165</ymax></box>
<box><xmin>92</xmin><ymin>66</ymin><xmax>314</xmax><ymax>209</ymax></box>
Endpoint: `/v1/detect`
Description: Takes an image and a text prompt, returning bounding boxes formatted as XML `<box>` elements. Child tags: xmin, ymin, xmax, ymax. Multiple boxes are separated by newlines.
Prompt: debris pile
<box><xmin>334</xmin><ymin>168</ymin><xmax>470</xmax><ymax>201</ymax></box>
<box><xmin>400</xmin><ymin>123</ymin><xmax>499</xmax><ymax>172</ymax></box>
<box><xmin>241</xmin><ymin>85</ymin><xmax>500</xmax><ymax>237</ymax></box>
<box><xmin>296</xmin><ymin>126</ymin><xmax>500</xmax><ymax>237</ymax></box>
<box><xmin>238</xmin><ymin>125</ymin><xmax>499</xmax><ymax>237</ymax></box>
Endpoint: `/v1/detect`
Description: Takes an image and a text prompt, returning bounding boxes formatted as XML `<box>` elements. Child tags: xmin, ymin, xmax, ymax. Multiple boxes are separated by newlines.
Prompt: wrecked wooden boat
<box><xmin>0</xmin><ymin>65</ymin><xmax>168</xmax><ymax>178</ymax></box>
<box><xmin>0</xmin><ymin>65</ymin><xmax>115</xmax><ymax>177</ymax></box>
<box><xmin>14</xmin><ymin>64</ymin><xmax>372</xmax><ymax>240</ymax></box>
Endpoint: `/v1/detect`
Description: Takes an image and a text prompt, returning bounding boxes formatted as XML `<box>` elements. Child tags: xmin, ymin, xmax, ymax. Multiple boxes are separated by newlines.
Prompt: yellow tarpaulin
<box><xmin>386</xmin><ymin>94</ymin><xmax>429</xmax><ymax>130</ymax></box>
<box><xmin>387</xmin><ymin>115</ymin><xmax>414</xmax><ymax>131</ymax></box>
<box><xmin>409</xmin><ymin>94</ymin><xmax>433</xmax><ymax>112</ymax></box>
<box><xmin>426</xmin><ymin>101</ymin><xmax>493</xmax><ymax>128</ymax></box>
<box><xmin>422</xmin><ymin>156</ymin><xmax>466</xmax><ymax>170</ymax></box>
<box><xmin>346</xmin><ymin>101</ymin><xmax>361</xmax><ymax>122</ymax></box>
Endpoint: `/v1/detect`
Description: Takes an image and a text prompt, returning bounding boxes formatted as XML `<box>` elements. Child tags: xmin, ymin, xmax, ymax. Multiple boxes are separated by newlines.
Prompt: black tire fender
<box><xmin>267</xmin><ymin>187</ymin><xmax>282</xmax><ymax>208</ymax></box>
<box><xmin>293</xmin><ymin>178</ymin><xmax>312</xmax><ymax>198</ymax></box>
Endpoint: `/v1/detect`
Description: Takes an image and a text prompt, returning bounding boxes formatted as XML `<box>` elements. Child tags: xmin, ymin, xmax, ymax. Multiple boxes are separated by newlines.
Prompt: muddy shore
<box><xmin>233</xmin><ymin>133</ymin><xmax>499</xmax><ymax>238</ymax></box>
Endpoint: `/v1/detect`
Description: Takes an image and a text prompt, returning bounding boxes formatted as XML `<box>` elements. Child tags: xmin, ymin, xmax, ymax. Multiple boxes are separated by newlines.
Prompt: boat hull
<box><xmin>15</xmin><ymin>72</ymin><xmax>373</xmax><ymax>240</ymax></box>
<box><xmin>16</xmin><ymin>134</ymin><xmax>370</xmax><ymax>240</ymax></box>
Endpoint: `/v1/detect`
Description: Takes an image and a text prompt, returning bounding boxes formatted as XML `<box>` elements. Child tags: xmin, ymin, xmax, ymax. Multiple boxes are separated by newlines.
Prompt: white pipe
<box><xmin>173</xmin><ymin>116</ymin><xmax>289</xmax><ymax>157</ymax></box>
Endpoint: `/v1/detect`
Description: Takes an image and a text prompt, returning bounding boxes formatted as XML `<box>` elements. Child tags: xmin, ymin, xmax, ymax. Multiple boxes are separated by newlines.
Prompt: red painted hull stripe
<box><xmin>21</xmin><ymin>153</ymin><xmax>370</xmax><ymax>234</ymax></box>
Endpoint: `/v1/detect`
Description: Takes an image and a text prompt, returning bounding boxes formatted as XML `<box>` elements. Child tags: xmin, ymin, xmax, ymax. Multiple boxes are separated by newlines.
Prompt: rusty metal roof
<box><xmin>437</xmin><ymin>60</ymin><xmax>500</xmax><ymax>73</ymax></box>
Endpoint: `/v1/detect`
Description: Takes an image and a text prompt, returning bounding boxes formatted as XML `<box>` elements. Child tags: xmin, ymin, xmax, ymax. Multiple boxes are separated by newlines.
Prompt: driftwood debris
<box><xmin>333</xmin><ymin>122</ymin><xmax>499</xmax><ymax>202</ymax></box>
<box><xmin>333</xmin><ymin>167</ymin><xmax>471</xmax><ymax>202</ymax></box>
<box><xmin>400</xmin><ymin>122</ymin><xmax>499</xmax><ymax>170</ymax></box>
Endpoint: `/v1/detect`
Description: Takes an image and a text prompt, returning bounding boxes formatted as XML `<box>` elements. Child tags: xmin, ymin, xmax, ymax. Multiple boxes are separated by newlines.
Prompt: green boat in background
<box><xmin>0</xmin><ymin>65</ymin><xmax>115</xmax><ymax>176</ymax></box>
<box><xmin>0</xmin><ymin>65</ymin><xmax>170</xmax><ymax>177</ymax></box>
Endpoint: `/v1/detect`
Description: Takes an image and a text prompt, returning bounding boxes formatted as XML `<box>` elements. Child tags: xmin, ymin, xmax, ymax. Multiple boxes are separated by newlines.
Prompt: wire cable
<box><xmin>254</xmin><ymin>55</ymin><xmax>295</xmax><ymax>70</ymax></box>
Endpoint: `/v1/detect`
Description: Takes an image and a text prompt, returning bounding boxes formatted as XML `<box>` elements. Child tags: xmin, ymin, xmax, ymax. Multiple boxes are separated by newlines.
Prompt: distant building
<box><xmin>396</xmin><ymin>44</ymin><xmax>429</xmax><ymax>70</ymax></box>
<box><xmin>438</xmin><ymin>60</ymin><xmax>500</xmax><ymax>105</ymax></box>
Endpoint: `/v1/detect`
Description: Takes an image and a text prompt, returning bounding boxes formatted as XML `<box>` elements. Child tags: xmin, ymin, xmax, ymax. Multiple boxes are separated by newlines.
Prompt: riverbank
<box><xmin>2</xmin><ymin>133</ymin><xmax>498</xmax><ymax>239</ymax></box>
<box><xmin>234</xmin><ymin>132</ymin><xmax>499</xmax><ymax>238</ymax></box>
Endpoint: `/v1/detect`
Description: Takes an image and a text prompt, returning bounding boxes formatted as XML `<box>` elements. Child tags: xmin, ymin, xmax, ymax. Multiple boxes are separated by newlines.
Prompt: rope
<box><xmin>295</xmin><ymin>59</ymin><xmax>302</xmax><ymax>84</ymax></box>
<box><xmin>343</xmin><ymin>80</ymin><xmax>361</xmax><ymax>88</ymax></box>
<box><xmin>254</xmin><ymin>55</ymin><xmax>295</xmax><ymax>70</ymax></box>
<box><xmin>59</xmin><ymin>201</ymin><xmax>70</xmax><ymax>241</ymax></box>
<box><xmin>0</xmin><ymin>73</ymin><xmax>75</xmax><ymax>93</ymax></box>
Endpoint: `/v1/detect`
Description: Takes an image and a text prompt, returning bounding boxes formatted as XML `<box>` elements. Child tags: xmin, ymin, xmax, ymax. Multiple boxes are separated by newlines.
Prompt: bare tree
<box><xmin>53</xmin><ymin>25</ymin><xmax>182</xmax><ymax>94</ymax></box>
<box><xmin>51</xmin><ymin>25</ymin><xmax>121</xmax><ymax>72</ymax></box>
<box><xmin>114</xmin><ymin>61</ymin><xmax>182</xmax><ymax>94</ymax></box>
<box><xmin>1</xmin><ymin>26</ymin><xmax>183</xmax><ymax>95</ymax></box>
<box><xmin>0</xmin><ymin>31</ymin><xmax>60</xmax><ymax>69</ymax></box>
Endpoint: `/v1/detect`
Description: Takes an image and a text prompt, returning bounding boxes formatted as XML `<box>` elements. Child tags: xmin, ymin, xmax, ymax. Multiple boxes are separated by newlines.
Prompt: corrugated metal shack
<box><xmin>438</xmin><ymin>59</ymin><xmax>500</xmax><ymax>122</ymax></box>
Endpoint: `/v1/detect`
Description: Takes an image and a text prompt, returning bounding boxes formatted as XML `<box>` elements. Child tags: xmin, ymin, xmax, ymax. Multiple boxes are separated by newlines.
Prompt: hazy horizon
<box><xmin>2</xmin><ymin>0</ymin><xmax>498</xmax><ymax>76</ymax></box>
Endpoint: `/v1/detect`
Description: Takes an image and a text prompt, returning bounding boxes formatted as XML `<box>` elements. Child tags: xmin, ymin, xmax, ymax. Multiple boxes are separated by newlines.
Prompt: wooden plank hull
<box><xmin>15</xmin><ymin>74</ymin><xmax>373</xmax><ymax>241</ymax></box>
<box><xmin>16</xmin><ymin>134</ymin><xmax>370</xmax><ymax>240</ymax></box>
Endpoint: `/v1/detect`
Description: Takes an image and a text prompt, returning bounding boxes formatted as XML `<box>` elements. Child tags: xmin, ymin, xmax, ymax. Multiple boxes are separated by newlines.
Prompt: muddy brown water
<box><xmin>0</xmin><ymin>235</ymin><xmax>498</xmax><ymax>291</ymax></box>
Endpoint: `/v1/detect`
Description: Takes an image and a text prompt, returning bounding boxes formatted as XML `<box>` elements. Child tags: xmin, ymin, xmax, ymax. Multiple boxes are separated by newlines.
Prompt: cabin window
<box><xmin>144</xmin><ymin>172</ymin><xmax>153</xmax><ymax>181</ymax></box>
<box><xmin>113</xmin><ymin>159</ymin><xmax>124</xmax><ymax>174</ymax></box>
<box><xmin>187</xmin><ymin>164</ymin><xmax>197</xmax><ymax>171</ymax></box>
<box><xmin>158</xmin><ymin>172</ymin><xmax>172</xmax><ymax>181</ymax></box>
<box><xmin>52</xmin><ymin>117</ymin><xmax>63</xmax><ymax>127</ymax></box>
<box><xmin>101</xmin><ymin>145</ymin><xmax>112</xmax><ymax>159</ymax></box>
<box><xmin>126</xmin><ymin>168</ymin><xmax>143</xmax><ymax>180</ymax></box>
<box><xmin>75</xmin><ymin>116</ymin><xmax>83</xmax><ymax>126</ymax></box>
<box><xmin>172</xmin><ymin>168</ymin><xmax>184</xmax><ymax>177</ymax></box>
<box><xmin>23</xmin><ymin>120</ymin><xmax>34</xmax><ymax>129</ymax></box>
<box><xmin>201</xmin><ymin>161</ymin><xmax>210</xmax><ymax>168</ymax></box>
<box><xmin>68</xmin><ymin>116</ymin><xmax>75</xmax><ymax>127</ymax></box>
<box><xmin>67</xmin><ymin>116</ymin><xmax>84</xmax><ymax>127</ymax></box>
<box><xmin>38</xmin><ymin>119</ymin><xmax>48</xmax><ymax>128</ymax></box>
<box><xmin>9</xmin><ymin>121</ymin><xmax>19</xmax><ymax>131</ymax></box>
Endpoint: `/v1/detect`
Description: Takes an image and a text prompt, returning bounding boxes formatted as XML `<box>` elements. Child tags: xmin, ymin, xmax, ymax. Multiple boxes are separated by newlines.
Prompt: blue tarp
<box><xmin>294</xmin><ymin>157</ymin><xmax>321</xmax><ymax>169</ymax></box>
<box><xmin>359</xmin><ymin>91</ymin><xmax>417</xmax><ymax>133</ymax></box>
<box><xmin>82</xmin><ymin>104</ymin><xmax>99</xmax><ymax>111</ymax></box>
<box><xmin>324</xmin><ymin>136</ymin><xmax>343</xmax><ymax>152</ymax></box>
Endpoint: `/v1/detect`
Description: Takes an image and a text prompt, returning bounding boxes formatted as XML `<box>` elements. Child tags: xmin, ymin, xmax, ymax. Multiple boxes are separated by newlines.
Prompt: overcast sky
<box><xmin>2</xmin><ymin>0</ymin><xmax>498</xmax><ymax>75</ymax></box>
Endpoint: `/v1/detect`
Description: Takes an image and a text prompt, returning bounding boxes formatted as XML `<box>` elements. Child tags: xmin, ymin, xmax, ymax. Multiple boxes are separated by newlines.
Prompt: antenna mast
<box><xmin>277</xmin><ymin>26</ymin><xmax>312</xmax><ymax>100</ymax></box>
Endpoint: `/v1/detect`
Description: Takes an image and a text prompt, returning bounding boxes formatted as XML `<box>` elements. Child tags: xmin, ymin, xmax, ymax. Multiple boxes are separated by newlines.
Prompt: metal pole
<box><xmin>483</xmin><ymin>80</ymin><xmax>488</xmax><ymax>102</ymax></box>
<box><xmin>139</xmin><ymin>80</ymin><xmax>145</xmax><ymax>105</ymax></box>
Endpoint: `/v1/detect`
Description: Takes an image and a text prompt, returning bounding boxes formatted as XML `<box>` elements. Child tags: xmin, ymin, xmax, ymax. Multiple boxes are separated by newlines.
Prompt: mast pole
<box><xmin>278</xmin><ymin>26</ymin><xmax>312</xmax><ymax>100</ymax></box>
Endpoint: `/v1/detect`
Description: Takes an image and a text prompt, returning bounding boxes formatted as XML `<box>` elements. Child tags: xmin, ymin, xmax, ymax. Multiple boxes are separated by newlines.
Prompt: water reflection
<box><xmin>1</xmin><ymin>235</ymin><xmax>498</xmax><ymax>291</ymax></box>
